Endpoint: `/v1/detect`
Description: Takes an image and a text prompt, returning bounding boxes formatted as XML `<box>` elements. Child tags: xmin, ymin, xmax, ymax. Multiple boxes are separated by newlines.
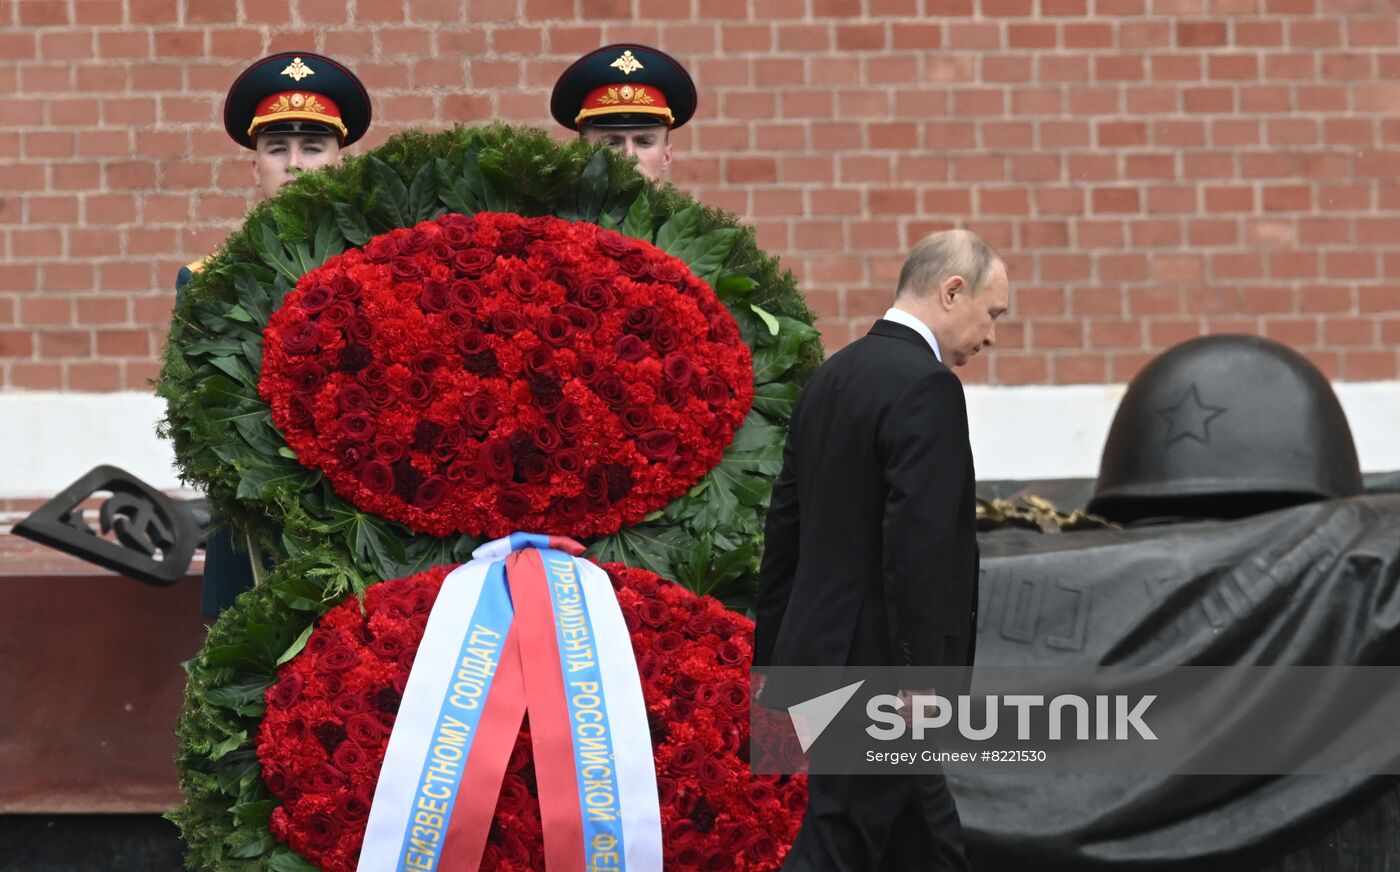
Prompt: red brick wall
<box><xmin>3</xmin><ymin>0</ymin><xmax>1400</xmax><ymax>390</ymax></box>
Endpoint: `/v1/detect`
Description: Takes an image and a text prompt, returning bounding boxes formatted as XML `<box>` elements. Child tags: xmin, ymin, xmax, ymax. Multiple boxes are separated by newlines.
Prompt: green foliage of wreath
<box><xmin>160</xmin><ymin>126</ymin><xmax>820</xmax><ymax>868</ymax></box>
<box><xmin>158</xmin><ymin>124</ymin><xmax>820</xmax><ymax>610</ymax></box>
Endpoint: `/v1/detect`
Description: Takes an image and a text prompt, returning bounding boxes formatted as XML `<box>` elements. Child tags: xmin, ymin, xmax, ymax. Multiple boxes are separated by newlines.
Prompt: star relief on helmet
<box><xmin>281</xmin><ymin>56</ymin><xmax>315</xmax><ymax>82</ymax></box>
<box><xmin>610</xmin><ymin>49</ymin><xmax>645</xmax><ymax>75</ymax></box>
<box><xmin>1158</xmin><ymin>384</ymin><xmax>1227</xmax><ymax>446</ymax></box>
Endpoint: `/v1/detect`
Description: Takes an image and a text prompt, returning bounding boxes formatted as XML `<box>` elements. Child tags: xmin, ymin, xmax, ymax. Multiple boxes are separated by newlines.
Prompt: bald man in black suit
<box><xmin>754</xmin><ymin>229</ymin><xmax>1010</xmax><ymax>871</ymax></box>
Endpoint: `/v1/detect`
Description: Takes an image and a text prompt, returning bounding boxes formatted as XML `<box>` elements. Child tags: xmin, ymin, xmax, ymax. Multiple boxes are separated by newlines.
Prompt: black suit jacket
<box><xmin>753</xmin><ymin>320</ymin><xmax>979</xmax><ymax>701</ymax></box>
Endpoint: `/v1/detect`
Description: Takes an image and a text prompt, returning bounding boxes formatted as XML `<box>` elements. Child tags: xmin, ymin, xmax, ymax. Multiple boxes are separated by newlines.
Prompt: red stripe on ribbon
<box><xmin>506</xmin><ymin>548</ymin><xmax>586</xmax><ymax>872</ymax></box>
<box><xmin>436</xmin><ymin>627</ymin><xmax>527</xmax><ymax>871</ymax></box>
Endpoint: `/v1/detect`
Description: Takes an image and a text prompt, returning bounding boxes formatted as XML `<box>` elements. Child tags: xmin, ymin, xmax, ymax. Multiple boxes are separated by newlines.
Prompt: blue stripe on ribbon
<box><xmin>537</xmin><ymin>548</ymin><xmax>628</xmax><ymax>869</ymax></box>
<box><xmin>394</xmin><ymin>561</ymin><xmax>513</xmax><ymax>872</ymax></box>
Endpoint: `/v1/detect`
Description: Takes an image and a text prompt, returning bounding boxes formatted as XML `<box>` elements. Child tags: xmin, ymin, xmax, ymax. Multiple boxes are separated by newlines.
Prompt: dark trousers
<box><xmin>784</xmin><ymin>771</ymin><xmax>971</xmax><ymax>871</ymax></box>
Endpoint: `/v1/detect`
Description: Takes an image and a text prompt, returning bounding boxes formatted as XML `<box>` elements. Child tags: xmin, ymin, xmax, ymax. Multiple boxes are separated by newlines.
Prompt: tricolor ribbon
<box><xmin>356</xmin><ymin>533</ymin><xmax>662</xmax><ymax>872</ymax></box>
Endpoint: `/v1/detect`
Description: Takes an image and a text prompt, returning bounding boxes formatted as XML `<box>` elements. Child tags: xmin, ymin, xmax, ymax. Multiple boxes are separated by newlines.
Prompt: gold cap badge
<box><xmin>610</xmin><ymin>50</ymin><xmax>644</xmax><ymax>75</ymax></box>
<box><xmin>281</xmin><ymin>57</ymin><xmax>315</xmax><ymax>82</ymax></box>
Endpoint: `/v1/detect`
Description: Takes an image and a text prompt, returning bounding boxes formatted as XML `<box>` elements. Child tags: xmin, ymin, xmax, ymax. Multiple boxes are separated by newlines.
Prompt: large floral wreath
<box><xmin>161</xmin><ymin>126</ymin><xmax>820</xmax><ymax>870</ymax></box>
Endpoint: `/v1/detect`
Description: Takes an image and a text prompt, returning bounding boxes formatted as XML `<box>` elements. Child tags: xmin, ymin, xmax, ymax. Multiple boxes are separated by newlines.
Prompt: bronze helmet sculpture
<box><xmin>1087</xmin><ymin>335</ymin><xmax>1363</xmax><ymax>524</ymax></box>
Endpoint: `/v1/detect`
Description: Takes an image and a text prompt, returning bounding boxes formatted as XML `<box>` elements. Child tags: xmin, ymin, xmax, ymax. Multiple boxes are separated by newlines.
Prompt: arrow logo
<box><xmin>788</xmin><ymin>680</ymin><xmax>865</xmax><ymax>753</ymax></box>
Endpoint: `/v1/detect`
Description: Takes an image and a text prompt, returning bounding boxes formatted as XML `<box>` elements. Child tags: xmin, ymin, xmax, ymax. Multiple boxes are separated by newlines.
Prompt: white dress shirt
<box><xmin>881</xmin><ymin>307</ymin><xmax>942</xmax><ymax>362</ymax></box>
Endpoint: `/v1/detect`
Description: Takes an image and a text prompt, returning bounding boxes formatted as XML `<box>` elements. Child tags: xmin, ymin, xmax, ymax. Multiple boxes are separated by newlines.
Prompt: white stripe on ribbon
<box><xmin>577</xmin><ymin>559</ymin><xmax>664</xmax><ymax>869</ymax></box>
<box><xmin>356</xmin><ymin>560</ymin><xmax>492</xmax><ymax>872</ymax></box>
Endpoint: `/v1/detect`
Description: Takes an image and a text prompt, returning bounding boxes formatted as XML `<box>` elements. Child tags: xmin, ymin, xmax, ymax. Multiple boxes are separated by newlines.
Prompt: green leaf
<box><xmin>752</xmin><ymin>381</ymin><xmax>802</xmax><ymax>420</ymax></box>
<box><xmin>254</xmin><ymin>220</ymin><xmax>301</xmax><ymax>284</ymax></box>
<box><xmin>435</xmin><ymin>157</ymin><xmax>472</xmax><ymax>214</ymax></box>
<box><xmin>209</xmin><ymin>354</ymin><xmax>258</xmax><ymax>389</ymax></box>
<box><xmin>366</xmin><ymin>156</ymin><xmax>411</xmax><ymax>227</ymax></box>
<box><xmin>225</xmin><ymin>824</ymin><xmax>274</xmax><ymax>859</ymax></box>
<box><xmin>621</xmin><ymin>190</ymin><xmax>653</xmax><ymax>241</ymax></box>
<box><xmin>232</xmin><ymin>799</ymin><xmax>278</xmax><ymax>828</ymax></box>
<box><xmin>750</xmin><ymin>304</ymin><xmax>780</xmax><ymax>336</ymax></box>
<box><xmin>205</xmin><ymin>679</ymin><xmax>273</xmax><ymax>709</ymax></box>
<box><xmin>587</xmin><ymin>525</ymin><xmax>692</xmax><ymax>578</ymax></box>
<box><xmin>237</xmin><ymin>462</ymin><xmax>318</xmax><ymax>501</ymax></box>
<box><xmin>752</xmin><ymin>326</ymin><xmax>805</xmax><ymax>383</ymax></box>
<box><xmin>655</xmin><ymin>206</ymin><xmax>700</xmax><ymax>255</ymax></box>
<box><xmin>679</xmin><ymin>227</ymin><xmax>738</xmax><ymax>286</ymax></box>
<box><xmin>716</xmin><ymin>274</ymin><xmax>758</xmax><ymax>298</ymax></box>
<box><xmin>408</xmin><ymin>159</ymin><xmax>440</xmax><ymax>222</ymax></box>
<box><xmin>209</xmin><ymin>732</ymin><xmax>247</xmax><ymax>762</ymax></box>
<box><xmin>268</xmin><ymin>848</ymin><xmax>322</xmax><ymax>872</ymax></box>
<box><xmin>333</xmin><ymin>202</ymin><xmax>373</xmax><ymax>246</ymax></box>
<box><xmin>276</xmin><ymin>623</ymin><xmax>315</xmax><ymax>666</ymax></box>
<box><xmin>233</xmin><ymin>271</ymin><xmax>270</xmax><ymax>326</ymax></box>
<box><xmin>311</xmin><ymin>210</ymin><xmax>345</xmax><ymax>264</ymax></box>
<box><xmin>575</xmin><ymin>148</ymin><xmax>609</xmax><ymax>222</ymax></box>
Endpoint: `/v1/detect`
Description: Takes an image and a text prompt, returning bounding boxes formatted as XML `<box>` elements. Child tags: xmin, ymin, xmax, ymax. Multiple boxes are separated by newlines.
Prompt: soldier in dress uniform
<box><xmin>177</xmin><ymin>51</ymin><xmax>371</xmax><ymax>616</ymax></box>
<box><xmin>550</xmin><ymin>44</ymin><xmax>697</xmax><ymax>183</ymax></box>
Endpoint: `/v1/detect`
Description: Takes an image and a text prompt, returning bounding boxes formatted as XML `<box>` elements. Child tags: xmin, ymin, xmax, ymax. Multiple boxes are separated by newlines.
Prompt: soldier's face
<box><xmin>252</xmin><ymin>133</ymin><xmax>342</xmax><ymax>199</ymax></box>
<box><xmin>583</xmin><ymin>125</ymin><xmax>672</xmax><ymax>182</ymax></box>
<box><xmin>943</xmin><ymin>262</ymin><xmax>1010</xmax><ymax>367</ymax></box>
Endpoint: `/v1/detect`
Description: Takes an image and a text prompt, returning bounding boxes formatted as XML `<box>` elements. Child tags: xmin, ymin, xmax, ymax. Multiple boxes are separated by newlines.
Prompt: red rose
<box><xmin>336</xmin><ymin>384</ymin><xmax>370</xmax><ymax>414</ymax></box>
<box><xmin>699</xmin><ymin>373</ymin><xmax>730</xmax><ymax>406</ymax></box>
<box><xmin>369</xmin><ymin>629</ymin><xmax>409</xmax><ymax>659</ymax></box>
<box><xmin>584</xmin><ymin>465</ymin><xmax>610</xmax><ymax>507</ymax></box>
<box><xmin>490</xmin><ymin>309</ymin><xmax>525</xmax><ymax>336</ymax></box>
<box><xmin>400</xmin><ymin>228</ymin><xmax>432</xmax><ymax>254</ymax></box>
<box><xmin>716</xmin><ymin>640</ymin><xmax>745</xmax><ymax>666</ymax></box>
<box><xmin>496</xmin><ymin>228</ymin><xmax>528</xmax><ymax>254</ymax></box>
<box><xmin>576</xmin><ymin>279</ymin><xmax>615</xmax><ymax>310</ymax></box>
<box><xmin>338</xmin><ymin>411</ymin><xmax>375</xmax><ymax>442</ymax></box>
<box><xmin>300</xmin><ymin>811</ymin><xmax>341</xmax><ymax>850</ymax></box>
<box><xmin>621</xmin><ymin>406</ymin><xmax>653</xmax><ymax>435</ymax></box>
<box><xmin>653</xmin><ymin>323</ymin><xmax>680</xmax><ymax>355</ymax></box>
<box><xmin>613</xmin><ymin>334</ymin><xmax>648</xmax><ymax>363</ymax></box>
<box><xmin>346</xmin><ymin>712</ymin><xmax>386</xmax><ymax>748</ymax></box>
<box><xmin>373</xmin><ymin>438</ymin><xmax>406</xmax><ymax>464</ymax></box>
<box><xmin>508</xmin><ymin>271</ymin><xmax>541</xmax><ymax>301</ymax></box>
<box><xmin>285</xmin><ymin>361</ymin><xmax>327</xmax><ymax>396</ymax></box>
<box><xmin>419</xmin><ymin>278</ymin><xmax>452</xmax><ymax>313</ymax></box>
<box><xmin>530</xmin><ymin>422</ymin><xmax>563</xmax><ymax>453</ymax></box>
<box><xmin>281</xmin><ymin>321</ymin><xmax>322</xmax><ymax>357</ymax></box>
<box><xmin>390</xmin><ymin>257</ymin><xmax>422</xmax><ymax>282</ymax></box>
<box><xmin>451</xmin><ymin>278</ymin><xmax>482</xmax><ymax>309</ymax></box>
<box><xmin>318</xmin><ymin>645</ymin><xmax>360</xmax><ymax>674</ymax></box>
<box><xmin>591</xmin><ymin>373</ymin><xmax>627</xmax><ymax>408</ymax></box>
<box><xmin>332</xmin><ymin>740</ymin><xmax>368</xmax><ymax>772</ymax></box>
<box><xmin>709</xmin><ymin>311</ymin><xmax>740</xmax><ymax>343</ymax></box>
<box><xmin>297</xmin><ymin>284</ymin><xmax>333</xmax><ymax>313</ymax></box>
<box><xmin>519</xmin><ymin>455</ymin><xmax>550</xmax><ymax>484</ymax></box>
<box><xmin>411</xmin><ymin>350</ymin><xmax>445</xmax><ymax>375</ymax></box>
<box><xmin>559</xmin><ymin>302</ymin><xmax>598</xmax><ymax>332</ymax></box>
<box><xmin>361</xmin><ymin>460</ymin><xmax>394</xmax><ymax>494</ymax></box>
<box><xmin>659</xmin><ymin>382</ymin><xmax>688</xmax><ymax>409</ymax></box>
<box><xmin>356</xmin><ymin>361</ymin><xmax>388</xmax><ymax>387</ymax></box>
<box><xmin>624</xmin><ymin>305</ymin><xmax>660</xmax><ymax>336</ymax></box>
<box><xmin>669</xmin><ymin>698</ymin><xmax>696</xmax><ymax>721</ymax></box>
<box><xmin>523</xmin><ymin>345</ymin><xmax>555</xmax><ymax>376</ymax></box>
<box><xmin>455</xmin><ymin>329</ymin><xmax>489</xmax><ymax>356</ymax></box>
<box><xmin>403</xmin><ymin>375</ymin><xmax>432</xmax><ymax>407</ymax></box>
<box><xmin>452</xmin><ymin>248</ymin><xmax>494</xmax><ymax>277</ymax></box>
<box><xmin>334</xmin><ymin>440</ymin><xmax>369</xmax><ymax>472</ymax></box>
<box><xmin>440</xmin><ymin>220</ymin><xmax>472</xmax><ymax>248</ymax></box>
<box><xmin>480</xmin><ymin>438</ymin><xmax>514</xmax><ymax>482</ymax></box>
<box><xmin>670</xmin><ymin>740</ymin><xmax>706</xmax><ymax>775</ymax></box>
<box><xmin>551</xmin><ymin>401</ymin><xmax>583</xmax><ymax>438</ymax></box>
<box><xmin>267</xmin><ymin>671</ymin><xmax>304</xmax><ymax>709</ymax></box>
<box><xmin>663</xmin><ymin>353</ymin><xmax>696</xmax><ymax>387</ymax></box>
<box><xmin>433</xmin><ymin>425</ymin><xmax>467</xmax><ymax>462</ymax></box>
<box><xmin>651</xmin><ymin>258</ymin><xmax>689</xmax><ymax>286</ymax></box>
<box><xmin>321</xmin><ymin>300</ymin><xmax>355</xmax><ymax>329</ymax></box>
<box><xmin>497</xmin><ymin>487</ymin><xmax>531</xmax><ymax>519</ymax></box>
<box><xmin>538</xmin><ymin>314</ymin><xmax>573</xmax><ymax>347</ymax></box>
<box><xmin>551</xmin><ymin>448</ymin><xmax>584</xmax><ymax>477</ymax></box>
<box><xmin>654</xmin><ymin>630</ymin><xmax>685</xmax><ymax>654</ymax></box>
<box><xmin>620</xmin><ymin>252</ymin><xmax>650</xmax><ymax>278</ymax></box>
<box><xmin>287</xmin><ymin>394</ymin><xmax>314</xmax><ymax>426</ymax></box>
<box><xmin>363</xmin><ymin>235</ymin><xmax>398</xmax><ymax>263</ymax></box>
<box><xmin>638</xmin><ymin>429</ymin><xmax>678</xmax><ymax>462</ymax></box>
<box><xmin>415</xmin><ymin>476</ymin><xmax>448</xmax><ymax>510</ymax></box>
<box><xmin>497</xmin><ymin>773</ymin><xmax>530</xmax><ymax>815</ymax></box>
<box><xmin>594</xmin><ymin>229</ymin><xmax>631</xmax><ymax>258</ymax></box>
<box><xmin>671</xmin><ymin>673</ymin><xmax>699</xmax><ymax>697</ymax></box>
<box><xmin>551</xmin><ymin>495</ymin><xmax>586</xmax><ymax>525</ymax></box>
<box><xmin>464</xmin><ymin>393</ymin><xmax>500</xmax><ymax>434</ymax></box>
